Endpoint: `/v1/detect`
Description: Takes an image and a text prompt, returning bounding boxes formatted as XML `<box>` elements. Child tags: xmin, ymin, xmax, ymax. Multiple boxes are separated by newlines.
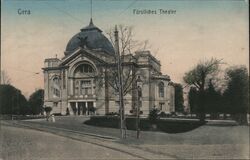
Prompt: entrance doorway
<box><xmin>69</xmin><ymin>101</ymin><xmax>95</xmax><ymax>115</ymax></box>
<box><xmin>70</xmin><ymin>102</ymin><xmax>77</xmax><ymax>115</ymax></box>
<box><xmin>87</xmin><ymin>102</ymin><xmax>94</xmax><ymax>115</ymax></box>
<box><xmin>78</xmin><ymin>102</ymin><xmax>87</xmax><ymax>115</ymax></box>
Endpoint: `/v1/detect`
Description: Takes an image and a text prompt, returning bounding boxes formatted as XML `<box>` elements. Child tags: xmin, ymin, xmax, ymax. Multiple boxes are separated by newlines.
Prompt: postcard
<box><xmin>1</xmin><ymin>0</ymin><xmax>249</xmax><ymax>159</ymax></box>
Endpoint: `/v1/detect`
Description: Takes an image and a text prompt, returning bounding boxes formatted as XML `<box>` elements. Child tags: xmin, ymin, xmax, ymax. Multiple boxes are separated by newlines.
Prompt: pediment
<box><xmin>59</xmin><ymin>48</ymin><xmax>115</xmax><ymax>67</ymax></box>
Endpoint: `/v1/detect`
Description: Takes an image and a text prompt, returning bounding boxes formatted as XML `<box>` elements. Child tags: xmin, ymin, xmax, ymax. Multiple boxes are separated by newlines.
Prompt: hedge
<box><xmin>84</xmin><ymin>116</ymin><xmax>205</xmax><ymax>133</ymax></box>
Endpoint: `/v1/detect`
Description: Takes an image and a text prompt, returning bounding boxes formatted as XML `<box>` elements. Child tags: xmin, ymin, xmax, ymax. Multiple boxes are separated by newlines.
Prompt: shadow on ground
<box><xmin>84</xmin><ymin>116</ymin><xmax>206</xmax><ymax>133</ymax></box>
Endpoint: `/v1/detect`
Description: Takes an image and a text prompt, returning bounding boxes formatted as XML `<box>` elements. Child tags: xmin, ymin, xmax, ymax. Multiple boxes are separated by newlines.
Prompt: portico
<box><xmin>68</xmin><ymin>100</ymin><xmax>96</xmax><ymax>115</ymax></box>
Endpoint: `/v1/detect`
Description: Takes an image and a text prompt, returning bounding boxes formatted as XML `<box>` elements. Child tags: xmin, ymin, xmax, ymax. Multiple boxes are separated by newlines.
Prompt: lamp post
<box><xmin>136</xmin><ymin>76</ymin><xmax>143</xmax><ymax>139</ymax></box>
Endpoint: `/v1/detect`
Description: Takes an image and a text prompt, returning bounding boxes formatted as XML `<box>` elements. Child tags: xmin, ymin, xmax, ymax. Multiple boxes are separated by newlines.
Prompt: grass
<box><xmin>0</xmin><ymin>114</ymin><xmax>45</xmax><ymax>120</ymax></box>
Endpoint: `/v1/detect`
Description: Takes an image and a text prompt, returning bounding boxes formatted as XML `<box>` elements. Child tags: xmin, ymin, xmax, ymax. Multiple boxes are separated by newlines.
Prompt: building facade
<box><xmin>43</xmin><ymin>19</ymin><xmax>175</xmax><ymax>116</ymax></box>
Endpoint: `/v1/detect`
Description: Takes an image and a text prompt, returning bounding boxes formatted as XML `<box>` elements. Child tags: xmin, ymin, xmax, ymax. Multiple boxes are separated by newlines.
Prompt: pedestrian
<box><xmin>51</xmin><ymin>115</ymin><xmax>55</xmax><ymax>123</ymax></box>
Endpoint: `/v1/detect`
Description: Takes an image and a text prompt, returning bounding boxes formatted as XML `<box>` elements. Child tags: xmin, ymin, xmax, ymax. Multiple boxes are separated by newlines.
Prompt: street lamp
<box><xmin>136</xmin><ymin>76</ymin><xmax>143</xmax><ymax>139</ymax></box>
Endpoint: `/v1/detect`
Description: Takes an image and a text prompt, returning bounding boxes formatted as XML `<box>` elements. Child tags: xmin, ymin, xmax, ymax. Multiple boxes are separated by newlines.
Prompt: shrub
<box><xmin>148</xmin><ymin>108</ymin><xmax>160</xmax><ymax>122</ymax></box>
<box><xmin>84</xmin><ymin>116</ymin><xmax>205</xmax><ymax>133</ymax></box>
<box><xmin>88</xmin><ymin>106</ymin><xmax>96</xmax><ymax>113</ymax></box>
<box><xmin>170</xmin><ymin>112</ymin><xmax>177</xmax><ymax>117</ymax></box>
<box><xmin>44</xmin><ymin>106</ymin><xmax>52</xmax><ymax>113</ymax></box>
<box><xmin>53</xmin><ymin>113</ymin><xmax>62</xmax><ymax>116</ymax></box>
<box><xmin>105</xmin><ymin>112</ymin><xmax>119</xmax><ymax>116</ymax></box>
<box><xmin>44</xmin><ymin>106</ymin><xmax>52</xmax><ymax>121</ymax></box>
<box><xmin>159</xmin><ymin>112</ymin><xmax>167</xmax><ymax>117</ymax></box>
<box><xmin>129</xmin><ymin>109</ymin><xmax>143</xmax><ymax>115</ymax></box>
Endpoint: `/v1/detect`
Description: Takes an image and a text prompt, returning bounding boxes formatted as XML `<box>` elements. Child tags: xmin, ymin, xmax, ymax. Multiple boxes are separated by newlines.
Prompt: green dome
<box><xmin>65</xmin><ymin>19</ymin><xmax>115</xmax><ymax>56</ymax></box>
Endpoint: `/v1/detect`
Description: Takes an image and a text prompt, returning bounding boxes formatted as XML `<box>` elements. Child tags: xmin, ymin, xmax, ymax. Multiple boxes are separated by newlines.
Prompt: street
<box><xmin>0</xmin><ymin>125</ymin><xmax>137</xmax><ymax>160</ymax></box>
<box><xmin>0</xmin><ymin>116</ymin><xmax>249</xmax><ymax>159</ymax></box>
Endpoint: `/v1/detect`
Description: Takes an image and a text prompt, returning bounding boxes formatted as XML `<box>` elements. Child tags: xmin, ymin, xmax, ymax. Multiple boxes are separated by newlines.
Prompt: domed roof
<box><xmin>65</xmin><ymin>19</ymin><xmax>115</xmax><ymax>56</ymax></box>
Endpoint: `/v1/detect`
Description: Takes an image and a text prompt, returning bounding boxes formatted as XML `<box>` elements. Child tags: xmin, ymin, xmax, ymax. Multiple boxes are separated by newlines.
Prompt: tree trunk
<box><xmin>105</xmin><ymin>68</ymin><xmax>109</xmax><ymax>114</ymax></box>
<box><xmin>198</xmin><ymin>90</ymin><xmax>206</xmax><ymax>122</ymax></box>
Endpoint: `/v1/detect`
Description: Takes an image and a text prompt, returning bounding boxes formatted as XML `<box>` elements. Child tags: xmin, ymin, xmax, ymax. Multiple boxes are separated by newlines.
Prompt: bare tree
<box><xmin>107</xmin><ymin>25</ymin><xmax>150</xmax><ymax>55</ymax></box>
<box><xmin>183</xmin><ymin>58</ymin><xmax>222</xmax><ymax>90</ymax></box>
<box><xmin>106</xmin><ymin>25</ymin><xmax>149</xmax><ymax>96</ymax></box>
<box><xmin>105</xmin><ymin>25</ymin><xmax>150</xmax><ymax>139</ymax></box>
<box><xmin>1</xmin><ymin>70</ymin><xmax>11</xmax><ymax>84</ymax></box>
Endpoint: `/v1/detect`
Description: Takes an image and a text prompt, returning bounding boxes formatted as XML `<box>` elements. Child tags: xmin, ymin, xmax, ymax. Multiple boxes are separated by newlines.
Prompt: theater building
<box><xmin>43</xmin><ymin>19</ymin><xmax>175</xmax><ymax>116</ymax></box>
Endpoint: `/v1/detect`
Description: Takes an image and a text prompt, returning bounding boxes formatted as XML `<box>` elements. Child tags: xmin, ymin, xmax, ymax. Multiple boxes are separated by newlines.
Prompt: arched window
<box><xmin>158</xmin><ymin>82</ymin><xmax>164</xmax><ymax>97</ymax></box>
<box><xmin>73</xmin><ymin>63</ymin><xmax>95</xmax><ymax>96</ymax></box>
<box><xmin>52</xmin><ymin>77</ymin><xmax>60</xmax><ymax>97</ymax></box>
<box><xmin>74</xmin><ymin>63</ymin><xmax>94</xmax><ymax>75</ymax></box>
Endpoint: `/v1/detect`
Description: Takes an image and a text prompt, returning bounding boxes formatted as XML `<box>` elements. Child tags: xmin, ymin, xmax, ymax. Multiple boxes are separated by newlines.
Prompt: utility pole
<box><xmin>114</xmin><ymin>25</ymin><xmax>126</xmax><ymax>139</ymax></box>
<box><xmin>0</xmin><ymin>46</ymin><xmax>1</xmax><ymax>85</ymax></box>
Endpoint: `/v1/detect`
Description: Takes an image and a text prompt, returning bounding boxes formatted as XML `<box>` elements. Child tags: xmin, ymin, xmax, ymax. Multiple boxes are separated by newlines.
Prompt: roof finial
<box><xmin>90</xmin><ymin>0</ymin><xmax>92</xmax><ymax>20</ymax></box>
<box><xmin>90</xmin><ymin>17</ymin><xmax>93</xmax><ymax>26</ymax></box>
<box><xmin>89</xmin><ymin>0</ymin><xmax>93</xmax><ymax>26</ymax></box>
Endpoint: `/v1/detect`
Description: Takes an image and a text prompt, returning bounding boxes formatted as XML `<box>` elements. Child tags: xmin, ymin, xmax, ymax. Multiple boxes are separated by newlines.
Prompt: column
<box><xmin>76</xmin><ymin>102</ymin><xmax>79</xmax><ymax>115</ymax></box>
<box><xmin>93</xmin><ymin>101</ymin><xmax>96</xmax><ymax>115</ymax></box>
<box><xmin>70</xmin><ymin>79</ymin><xmax>74</xmax><ymax>95</ymax></box>
<box><xmin>67</xmin><ymin>102</ymin><xmax>71</xmax><ymax>115</ymax></box>
<box><xmin>86</xmin><ymin>102</ymin><xmax>88</xmax><ymax>115</ymax></box>
<box><xmin>91</xmin><ymin>79</ymin><xmax>94</xmax><ymax>95</ymax></box>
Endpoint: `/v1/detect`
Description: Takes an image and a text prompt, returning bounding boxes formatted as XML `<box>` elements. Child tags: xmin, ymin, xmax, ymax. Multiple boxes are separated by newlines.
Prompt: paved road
<box><xmin>0</xmin><ymin>125</ymin><xmax>136</xmax><ymax>160</ymax></box>
<box><xmin>1</xmin><ymin>117</ymin><xmax>249</xmax><ymax>159</ymax></box>
<box><xmin>1</xmin><ymin>121</ymin><xmax>174</xmax><ymax>160</ymax></box>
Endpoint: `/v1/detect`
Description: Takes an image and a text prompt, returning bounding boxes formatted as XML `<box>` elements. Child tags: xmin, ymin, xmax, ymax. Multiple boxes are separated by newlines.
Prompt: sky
<box><xmin>1</xmin><ymin>0</ymin><xmax>249</xmax><ymax>97</ymax></box>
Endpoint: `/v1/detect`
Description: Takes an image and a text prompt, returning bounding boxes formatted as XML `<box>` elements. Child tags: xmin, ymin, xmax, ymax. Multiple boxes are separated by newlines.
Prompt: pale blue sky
<box><xmin>1</xmin><ymin>0</ymin><xmax>249</xmax><ymax>96</ymax></box>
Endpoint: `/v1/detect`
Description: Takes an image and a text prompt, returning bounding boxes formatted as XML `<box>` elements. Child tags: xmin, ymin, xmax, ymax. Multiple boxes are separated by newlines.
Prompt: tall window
<box><xmin>73</xmin><ymin>63</ymin><xmax>95</xmax><ymax>96</ymax></box>
<box><xmin>53</xmin><ymin>102</ymin><xmax>58</xmax><ymax>107</ymax></box>
<box><xmin>52</xmin><ymin>77</ymin><xmax>60</xmax><ymax>97</ymax></box>
<box><xmin>62</xmin><ymin>70</ymin><xmax>66</xmax><ymax>89</ymax></box>
<box><xmin>81</xmin><ymin>80</ymin><xmax>92</xmax><ymax>95</ymax></box>
<box><xmin>158</xmin><ymin>82</ymin><xmax>164</xmax><ymax>97</ymax></box>
<box><xmin>159</xmin><ymin>102</ymin><xmax>165</xmax><ymax>110</ymax></box>
<box><xmin>75</xmin><ymin>80</ymin><xmax>79</xmax><ymax>95</ymax></box>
